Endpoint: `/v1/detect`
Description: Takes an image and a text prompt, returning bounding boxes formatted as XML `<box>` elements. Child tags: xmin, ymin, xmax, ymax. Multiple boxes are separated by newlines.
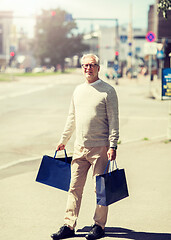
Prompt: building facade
<box><xmin>0</xmin><ymin>11</ymin><xmax>13</xmax><ymax>66</ymax></box>
<box><xmin>83</xmin><ymin>26</ymin><xmax>146</xmax><ymax>65</ymax></box>
<box><xmin>148</xmin><ymin>1</ymin><xmax>171</xmax><ymax>68</ymax></box>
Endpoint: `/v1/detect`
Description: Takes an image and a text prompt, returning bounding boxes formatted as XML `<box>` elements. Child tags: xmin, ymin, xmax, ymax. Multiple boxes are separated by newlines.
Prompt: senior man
<box><xmin>51</xmin><ymin>53</ymin><xmax>119</xmax><ymax>240</ymax></box>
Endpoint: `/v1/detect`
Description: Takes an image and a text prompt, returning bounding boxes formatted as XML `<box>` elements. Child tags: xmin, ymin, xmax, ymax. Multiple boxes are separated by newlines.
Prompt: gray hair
<box><xmin>81</xmin><ymin>54</ymin><xmax>100</xmax><ymax>65</ymax></box>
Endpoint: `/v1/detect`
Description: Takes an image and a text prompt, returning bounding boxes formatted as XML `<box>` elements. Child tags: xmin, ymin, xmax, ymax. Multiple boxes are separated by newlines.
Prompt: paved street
<box><xmin>0</xmin><ymin>70</ymin><xmax>171</xmax><ymax>240</ymax></box>
<box><xmin>0</xmin><ymin>69</ymin><xmax>169</xmax><ymax>167</ymax></box>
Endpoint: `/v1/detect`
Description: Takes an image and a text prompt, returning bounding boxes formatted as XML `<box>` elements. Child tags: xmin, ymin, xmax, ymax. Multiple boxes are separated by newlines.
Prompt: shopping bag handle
<box><xmin>104</xmin><ymin>160</ymin><xmax>118</xmax><ymax>174</ymax></box>
<box><xmin>53</xmin><ymin>149</ymin><xmax>68</xmax><ymax>163</ymax></box>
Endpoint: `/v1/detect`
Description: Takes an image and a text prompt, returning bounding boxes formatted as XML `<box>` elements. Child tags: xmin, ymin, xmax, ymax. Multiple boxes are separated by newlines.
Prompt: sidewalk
<box><xmin>100</xmin><ymin>70</ymin><xmax>162</xmax><ymax>101</ymax></box>
<box><xmin>0</xmin><ymin>138</ymin><xmax>171</xmax><ymax>240</ymax></box>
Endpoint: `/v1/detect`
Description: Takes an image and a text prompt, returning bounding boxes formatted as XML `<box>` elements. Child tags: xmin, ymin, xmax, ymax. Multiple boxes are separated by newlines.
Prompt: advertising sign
<box><xmin>162</xmin><ymin>68</ymin><xmax>171</xmax><ymax>100</ymax></box>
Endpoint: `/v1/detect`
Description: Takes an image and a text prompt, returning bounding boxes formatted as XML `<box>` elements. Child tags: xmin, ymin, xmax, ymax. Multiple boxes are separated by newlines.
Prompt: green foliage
<box><xmin>0</xmin><ymin>69</ymin><xmax>76</xmax><ymax>81</ymax></box>
<box><xmin>157</xmin><ymin>0</ymin><xmax>171</xmax><ymax>19</ymax></box>
<box><xmin>0</xmin><ymin>73</ymin><xmax>14</xmax><ymax>82</ymax></box>
<box><xmin>34</xmin><ymin>8</ymin><xmax>89</xmax><ymax>71</ymax></box>
<box><xmin>142</xmin><ymin>137</ymin><xmax>149</xmax><ymax>141</ymax></box>
<box><xmin>164</xmin><ymin>139</ymin><xmax>171</xmax><ymax>143</ymax></box>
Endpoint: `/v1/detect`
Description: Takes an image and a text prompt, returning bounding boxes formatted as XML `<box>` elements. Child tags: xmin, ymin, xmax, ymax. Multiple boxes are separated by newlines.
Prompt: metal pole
<box><xmin>168</xmin><ymin>101</ymin><xmax>171</xmax><ymax>140</ymax></box>
<box><xmin>148</xmin><ymin>55</ymin><xmax>152</xmax><ymax>95</ymax></box>
<box><xmin>167</xmin><ymin>53</ymin><xmax>171</xmax><ymax>140</ymax></box>
<box><xmin>115</xmin><ymin>19</ymin><xmax>119</xmax><ymax>53</ymax></box>
<box><xmin>115</xmin><ymin>19</ymin><xmax>119</xmax><ymax>85</ymax></box>
<box><xmin>127</xmin><ymin>4</ymin><xmax>133</xmax><ymax>78</ymax></box>
<box><xmin>148</xmin><ymin>55</ymin><xmax>152</xmax><ymax>78</ymax></box>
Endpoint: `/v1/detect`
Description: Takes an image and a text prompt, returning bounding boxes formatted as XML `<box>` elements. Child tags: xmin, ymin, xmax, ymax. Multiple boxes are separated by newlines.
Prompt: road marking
<box><xmin>0</xmin><ymin>151</ymin><xmax>73</xmax><ymax>171</ymax></box>
<box><xmin>0</xmin><ymin>156</ymin><xmax>40</xmax><ymax>170</ymax></box>
<box><xmin>0</xmin><ymin>78</ymin><xmax>82</xmax><ymax>101</ymax></box>
<box><xmin>0</xmin><ymin>133</ymin><xmax>166</xmax><ymax>172</ymax></box>
<box><xmin>0</xmin><ymin>83</ymin><xmax>56</xmax><ymax>100</ymax></box>
<box><xmin>121</xmin><ymin>135</ymin><xmax>166</xmax><ymax>144</ymax></box>
<box><xmin>120</xmin><ymin>116</ymin><xmax>167</xmax><ymax>120</ymax></box>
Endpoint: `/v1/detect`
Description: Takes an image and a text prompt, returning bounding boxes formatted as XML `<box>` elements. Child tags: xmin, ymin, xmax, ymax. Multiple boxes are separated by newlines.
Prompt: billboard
<box><xmin>162</xmin><ymin>68</ymin><xmax>171</xmax><ymax>100</ymax></box>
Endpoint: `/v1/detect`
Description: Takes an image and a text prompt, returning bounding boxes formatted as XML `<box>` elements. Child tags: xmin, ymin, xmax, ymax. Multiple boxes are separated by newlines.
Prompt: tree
<box><xmin>34</xmin><ymin>8</ymin><xmax>89</xmax><ymax>72</ymax></box>
<box><xmin>157</xmin><ymin>0</ymin><xmax>171</xmax><ymax>19</ymax></box>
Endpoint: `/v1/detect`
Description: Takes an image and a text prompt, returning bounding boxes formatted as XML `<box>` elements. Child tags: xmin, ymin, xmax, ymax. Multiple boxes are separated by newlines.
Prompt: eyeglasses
<box><xmin>81</xmin><ymin>64</ymin><xmax>99</xmax><ymax>69</ymax></box>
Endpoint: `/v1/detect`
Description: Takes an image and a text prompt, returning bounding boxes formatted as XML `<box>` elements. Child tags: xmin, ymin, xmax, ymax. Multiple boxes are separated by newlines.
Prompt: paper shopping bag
<box><xmin>96</xmin><ymin>161</ymin><xmax>129</xmax><ymax>206</ymax></box>
<box><xmin>36</xmin><ymin>149</ymin><xmax>72</xmax><ymax>191</ymax></box>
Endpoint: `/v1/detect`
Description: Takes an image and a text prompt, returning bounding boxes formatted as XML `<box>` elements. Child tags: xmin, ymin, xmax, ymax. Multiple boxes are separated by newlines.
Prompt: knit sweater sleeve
<box><xmin>106</xmin><ymin>88</ymin><xmax>119</xmax><ymax>147</ymax></box>
<box><xmin>59</xmin><ymin>96</ymin><xmax>75</xmax><ymax>145</ymax></box>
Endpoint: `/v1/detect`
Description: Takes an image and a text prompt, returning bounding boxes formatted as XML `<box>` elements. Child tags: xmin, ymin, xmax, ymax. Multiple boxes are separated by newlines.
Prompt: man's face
<box><xmin>82</xmin><ymin>56</ymin><xmax>100</xmax><ymax>83</ymax></box>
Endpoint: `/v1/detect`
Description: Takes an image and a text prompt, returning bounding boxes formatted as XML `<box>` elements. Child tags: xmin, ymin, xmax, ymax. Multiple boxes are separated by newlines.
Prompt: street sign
<box><xmin>114</xmin><ymin>64</ymin><xmax>119</xmax><ymax>71</ymax></box>
<box><xmin>162</xmin><ymin>68</ymin><xmax>171</xmax><ymax>100</ymax></box>
<box><xmin>10</xmin><ymin>46</ymin><xmax>15</xmax><ymax>52</ymax></box>
<box><xmin>120</xmin><ymin>35</ymin><xmax>127</xmax><ymax>43</ymax></box>
<box><xmin>157</xmin><ymin>50</ymin><xmax>164</xmax><ymax>59</ymax></box>
<box><xmin>157</xmin><ymin>43</ymin><xmax>163</xmax><ymax>51</ymax></box>
<box><xmin>144</xmin><ymin>42</ymin><xmax>157</xmax><ymax>55</ymax></box>
<box><xmin>65</xmin><ymin>13</ymin><xmax>73</xmax><ymax>22</ymax></box>
<box><xmin>146</xmin><ymin>31</ymin><xmax>156</xmax><ymax>42</ymax></box>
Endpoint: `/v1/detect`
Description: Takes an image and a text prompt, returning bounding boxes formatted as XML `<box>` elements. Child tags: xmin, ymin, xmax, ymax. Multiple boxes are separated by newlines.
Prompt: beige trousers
<box><xmin>64</xmin><ymin>145</ymin><xmax>109</xmax><ymax>229</ymax></box>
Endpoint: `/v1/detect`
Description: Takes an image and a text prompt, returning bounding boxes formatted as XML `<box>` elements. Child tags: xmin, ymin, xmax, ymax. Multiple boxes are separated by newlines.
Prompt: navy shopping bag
<box><xmin>96</xmin><ymin>160</ymin><xmax>129</xmax><ymax>206</ymax></box>
<box><xmin>36</xmin><ymin>149</ymin><xmax>72</xmax><ymax>191</ymax></box>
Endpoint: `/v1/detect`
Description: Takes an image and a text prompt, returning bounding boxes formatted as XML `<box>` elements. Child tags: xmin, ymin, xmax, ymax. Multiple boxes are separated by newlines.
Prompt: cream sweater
<box><xmin>59</xmin><ymin>79</ymin><xmax>119</xmax><ymax>148</ymax></box>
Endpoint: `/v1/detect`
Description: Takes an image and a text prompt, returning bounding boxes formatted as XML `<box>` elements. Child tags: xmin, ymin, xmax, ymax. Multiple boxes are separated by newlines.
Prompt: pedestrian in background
<box><xmin>51</xmin><ymin>53</ymin><xmax>119</xmax><ymax>240</ymax></box>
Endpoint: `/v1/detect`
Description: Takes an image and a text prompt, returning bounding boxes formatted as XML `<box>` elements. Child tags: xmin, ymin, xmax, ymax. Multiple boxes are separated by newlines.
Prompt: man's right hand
<box><xmin>56</xmin><ymin>143</ymin><xmax>65</xmax><ymax>151</ymax></box>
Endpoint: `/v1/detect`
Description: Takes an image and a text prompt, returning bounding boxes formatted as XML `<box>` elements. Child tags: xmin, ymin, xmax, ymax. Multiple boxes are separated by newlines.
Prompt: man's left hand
<box><xmin>107</xmin><ymin>148</ymin><xmax>117</xmax><ymax>161</ymax></box>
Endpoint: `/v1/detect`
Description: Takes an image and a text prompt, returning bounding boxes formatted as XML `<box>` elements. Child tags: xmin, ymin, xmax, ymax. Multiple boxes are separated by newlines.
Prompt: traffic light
<box><xmin>10</xmin><ymin>51</ymin><xmax>15</xmax><ymax>57</ymax></box>
<box><xmin>51</xmin><ymin>11</ymin><xmax>56</xmax><ymax>16</ymax></box>
<box><xmin>115</xmin><ymin>51</ymin><xmax>119</xmax><ymax>56</ymax></box>
<box><xmin>9</xmin><ymin>51</ymin><xmax>15</xmax><ymax>66</ymax></box>
<box><xmin>115</xmin><ymin>51</ymin><xmax>119</xmax><ymax>61</ymax></box>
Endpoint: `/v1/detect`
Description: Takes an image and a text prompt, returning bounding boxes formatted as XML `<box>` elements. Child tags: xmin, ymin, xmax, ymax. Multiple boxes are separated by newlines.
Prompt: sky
<box><xmin>0</xmin><ymin>0</ymin><xmax>156</xmax><ymax>37</ymax></box>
